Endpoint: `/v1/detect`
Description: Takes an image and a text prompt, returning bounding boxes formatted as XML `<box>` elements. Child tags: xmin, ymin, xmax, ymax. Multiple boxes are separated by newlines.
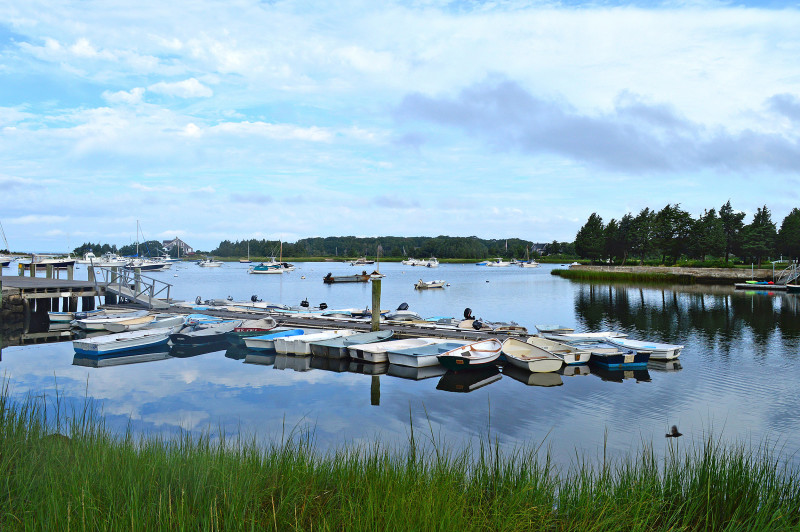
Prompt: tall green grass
<box><xmin>551</xmin><ymin>268</ymin><xmax>697</xmax><ymax>284</ymax></box>
<box><xmin>2</xmin><ymin>385</ymin><xmax>799</xmax><ymax>530</ymax></box>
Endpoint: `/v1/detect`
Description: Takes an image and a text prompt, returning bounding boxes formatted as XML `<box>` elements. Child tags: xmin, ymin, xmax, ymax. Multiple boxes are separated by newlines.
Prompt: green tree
<box><xmin>652</xmin><ymin>204</ymin><xmax>693</xmax><ymax>265</ymax></box>
<box><xmin>740</xmin><ymin>205</ymin><xmax>776</xmax><ymax>267</ymax></box>
<box><xmin>604</xmin><ymin>218</ymin><xmax>622</xmax><ymax>263</ymax></box>
<box><xmin>719</xmin><ymin>200</ymin><xmax>745</xmax><ymax>264</ymax></box>
<box><xmin>688</xmin><ymin>209</ymin><xmax>725</xmax><ymax>261</ymax></box>
<box><xmin>574</xmin><ymin>213</ymin><xmax>605</xmax><ymax>262</ymax></box>
<box><xmin>630</xmin><ymin>208</ymin><xmax>656</xmax><ymax>264</ymax></box>
<box><xmin>778</xmin><ymin>208</ymin><xmax>800</xmax><ymax>261</ymax></box>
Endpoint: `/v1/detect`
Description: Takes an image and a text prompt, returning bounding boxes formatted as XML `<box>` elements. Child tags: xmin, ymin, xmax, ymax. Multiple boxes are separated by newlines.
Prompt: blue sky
<box><xmin>2</xmin><ymin>0</ymin><xmax>800</xmax><ymax>252</ymax></box>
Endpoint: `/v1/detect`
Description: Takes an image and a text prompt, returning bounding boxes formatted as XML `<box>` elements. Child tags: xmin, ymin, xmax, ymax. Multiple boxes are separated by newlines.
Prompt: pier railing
<box><xmin>88</xmin><ymin>264</ymin><xmax>172</xmax><ymax>309</ymax></box>
<box><xmin>775</xmin><ymin>262</ymin><xmax>800</xmax><ymax>286</ymax></box>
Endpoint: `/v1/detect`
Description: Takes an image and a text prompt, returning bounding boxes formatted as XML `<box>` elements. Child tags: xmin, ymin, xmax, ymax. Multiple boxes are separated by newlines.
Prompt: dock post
<box><xmin>29</xmin><ymin>263</ymin><xmax>36</xmax><ymax>277</ymax></box>
<box><xmin>371</xmin><ymin>279</ymin><xmax>381</xmax><ymax>332</ymax></box>
<box><xmin>81</xmin><ymin>296</ymin><xmax>93</xmax><ymax>312</ymax></box>
<box><xmin>46</xmin><ymin>264</ymin><xmax>53</xmax><ymax>279</ymax></box>
<box><xmin>62</xmin><ymin>297</ymin><xmax>69</xmax><ymax>312</ymax></box>
<box><xmin>69</xmin><ymin>296</ymin><xmax>78</xmax><ymax>312</ymax></box>
<box><xmin>67</xmin><ymin>264</ymin><xmax>74</xmax><ymax>281</ymax></box>
<box><xmin>134</xmin><ymin>268</ymin><xmax>141</xmax><ymax>296</ymax></box>
<box><xmin>87</xmin><ymin>266</ymin><xmax>95</xmax><ymax>283</ymax></box>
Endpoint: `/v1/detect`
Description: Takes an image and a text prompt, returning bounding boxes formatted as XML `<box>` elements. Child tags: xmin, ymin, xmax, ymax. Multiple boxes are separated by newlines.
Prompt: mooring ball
<box><xmin>195</xmin><ymin>296</ymin><xmax>202</xmax><ymax>305</ymax></box>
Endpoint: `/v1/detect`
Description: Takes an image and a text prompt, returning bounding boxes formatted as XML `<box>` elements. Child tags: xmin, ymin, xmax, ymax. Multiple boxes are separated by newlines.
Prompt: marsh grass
<box><xmin>551</xmin><ymin>268</ymin><xmax>696</xmax><ymax>284</ymax></box>
<box><xmin>2</xmin><ymin>385</ymin><xmax>800</xmax><ymax>530</ymax></box>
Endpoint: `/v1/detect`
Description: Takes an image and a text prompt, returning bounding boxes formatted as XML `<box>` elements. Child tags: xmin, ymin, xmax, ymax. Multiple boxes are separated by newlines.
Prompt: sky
<box><xmin>2</xmin><ymin>0</ymin><xmax>800</xmax><ymax>252</ymax></box>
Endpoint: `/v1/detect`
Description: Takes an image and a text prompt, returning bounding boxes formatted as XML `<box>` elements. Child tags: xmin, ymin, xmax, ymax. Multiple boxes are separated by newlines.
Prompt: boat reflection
<box><xmin>244</xmin><ymin>352</ymin><xmax>277</xmax><ymax>366</ymax></box>
<box><xmin>274</xmin><ymin>354</ymin><xmax>312</xmax><ymax>372</ymax></box>
<box><xmin>310</xmin><ymin>357</ymin><xmax>350</xmax><ymax>373</ymax></box>
<box><xmin>590</xmin><ymin>365</ymin><xmax>651</xmax><ymax>383</ymax></box>
<box><xmin>558</xmin><ymin>365</ymin><xmax>591</xmax><ymax>377</ymax></box>
<box><xmin>388</xmin><ymin>364</ymin><xmax>446</xmax><ymax>381</ymax></box>
<box><xmin>648</xmin><ymin>360</ymin><xmax>683</xmax><ymax>372</ymax></box>
<box><xmin>224</xmin><ymin>344</ymin><xmax>250</xmax><ymax>360</ymax></box>
<box><xmin>73</xmin><ymin>344</ymin><xmax>171</xmax><ymax>368</ymax></box>
<box><xmin>169</xmin><ymin>341</ymin><xmax>230</xmax><ymax>358</ymax></box>
<box><xmin>502</xmin><ymin>364</ymin><xmax>563</xmax><ymax>387</ymax></box>
<box><xmin>436</xmin><ymin>367</ymin><xmax>502</xmax><ymax>393</ymax></box>
<box><xmin>348</xmin><ymin>361</ymin><xmax>389</xmax><ymax>375</ymax></box>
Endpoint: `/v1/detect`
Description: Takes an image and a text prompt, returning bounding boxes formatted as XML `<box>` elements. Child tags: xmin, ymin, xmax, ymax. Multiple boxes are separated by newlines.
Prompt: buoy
<box><xmin>174</xmin><ymin>274</ymin><xmax>178</xmax><ymax>277</ymax></box>
<box><xmin>486</xmin><ymin>280</ymin><xmax>489</xmax><ymax>283</ymax></box>
<box><xmin>301</xmin><ymin>276</ymin><xmax>305</xmax><ymax>279</ymax></box>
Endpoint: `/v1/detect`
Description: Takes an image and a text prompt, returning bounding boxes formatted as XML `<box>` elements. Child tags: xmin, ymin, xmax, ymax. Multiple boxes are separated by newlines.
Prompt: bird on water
<box><xmin>665</xmin><ymin>425</ymin><xmax>683</xmax><ymax>438</ymax></box>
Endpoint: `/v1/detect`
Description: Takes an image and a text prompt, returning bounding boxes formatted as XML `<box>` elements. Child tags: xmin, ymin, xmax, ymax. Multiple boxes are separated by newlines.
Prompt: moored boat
<box><xmin>104</xmin><ymin>313</ymin><xmax>186</xmax><ymax>333</ymax></box>
<box><xmin>73</xmin><ymin>310</ymin><xmax>150</xmax><ymax>330</ymax></box>
<box><xmin>387</xmin><ymin>340</ymin><xmax>470</xmax><ymax>368</ymax></box>
<box><xmin>309</xmin><ymin>330</ymin><xmax>394</xmax><ymax>358</ymax></box>
<box><xmin>436</xmin><ymin>339</ymin><xmax>503</xmax><ymax>371</ymax></box>
<box><xmin>169</xmin><ymin>320</ymin><xmax>242</xmax><ymax>346</ymax></box>
<box><xmin>486</xmin><ymin>258</ymin><xmax>511</xmax><ymax>267</ymax></box>
<box><xmin>197</xmin><ymin>257</ymin><xmax>224</xmax><ymax>267</ymax></box>
<box><xmin>279</xmin><ymin>329</ymin><xmax>357</xmax><ymax>356</ymax></box>
<box><xmin>414</xmin><ymin>279</ymin><xmax>446</xmax><ymax>289</ymax></box>
<box><xmin>348</xmin><ymin>337</ymin><xmax>444</xmax><ymax>364</ymax></box>
<box><xmin>525</xmin><ymin>336</ymin><xmax>591</xmax><ymax>365</ymax></box>
<box><xmin>72</xmin><ymin>326</ymin><xmax>176</xmax><ymax>355</ymax></box>
<box><xmin>605</xmin><ymin>337</ymin><xmax>683</xmax><ymax>360</ymax></box>
<box><xmin>571</xmin><ymin>341</ymin><xmax>651</xmax><ymax>368</ymax></box>
<box><xmin>501</xmin><ymin>338</ymin><xmax>563</xmax><ymax>373</ymax></box>
<box><xmin>323</xmin><ymin>271</ymin><xmax>370</xmax><ymax>283</ymax></box>
<box><xmin>535</xmin><ymin>324</ymin><xmax>576</xmax><ymax>335</ymax></box>
<box><xmin>244</xmin><ymin>329</ymin><xmax>305</xmax><ymax>351</ymax></box>
<box><xmin>541</xmin><ymin>331</ymin><xmax>628</xmax><ymax>343</ymax></box>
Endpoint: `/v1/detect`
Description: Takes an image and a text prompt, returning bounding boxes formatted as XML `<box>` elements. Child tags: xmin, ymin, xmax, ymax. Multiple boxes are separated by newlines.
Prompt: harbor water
<box><xmin>2</xmin><ymin>261</ymin><xmax>799</xmax><ymax>466</ymax></box>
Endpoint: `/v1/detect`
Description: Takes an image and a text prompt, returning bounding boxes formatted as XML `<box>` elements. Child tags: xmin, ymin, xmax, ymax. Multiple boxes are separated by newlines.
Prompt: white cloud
<box><xmin>8</xmin><ymin>215</ymin><xmax>69</xmax><ymax>225</ymax></box>
<box><xmin>148</xmin><ymin>78</ymin><xmax>213</xmax><ymax>98</ymax></box>
<box><xmin>102</xmin><ymin>87</ymin><xmax>145</xmax><ymax>105</ymax></box>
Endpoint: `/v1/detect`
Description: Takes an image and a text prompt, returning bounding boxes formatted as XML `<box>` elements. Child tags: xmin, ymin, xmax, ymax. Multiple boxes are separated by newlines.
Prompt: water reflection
<box><xmin>590</xmin><ymin>366</ymin><xmax>651</xmax><ymax>383</ymax></box>
<box><xmin>170</xmin><ymin>341</ymin><xmax>230</xmax><ymax>358</ymax></box>
<box><xmin>274</xmin><ymin>354</ymin><xmax>311</xmax><ymax>372</ymax></box>
<box><xmin>73</xmin><ymin>345</ymin><xmax>172</xmax><ymax>368</ymax></box>
<box><xmin>436</xmin><ymin>367</ymin><xmax>502</xmax><ymax>393</ymax></box>
<box><xmin>388</xmin><ymin>364</ymin><xmax>446</xmax><ymax>381</ymax></box>
<box><xmin>502</xmin><ymin>364</ymin><xmax>563</xmax><ymax>387</ymax></box>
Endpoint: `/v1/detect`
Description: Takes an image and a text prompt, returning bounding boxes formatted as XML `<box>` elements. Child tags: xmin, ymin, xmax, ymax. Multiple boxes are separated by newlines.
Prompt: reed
<box><xmin>551</xmin><ymin>268</ymin><xmax>696</xmax><ymax>284</ymax></box>
<box><xmin>2</xmin><ymin>387</ymin><xmax>799</xmax><ymax>530</ymax></box>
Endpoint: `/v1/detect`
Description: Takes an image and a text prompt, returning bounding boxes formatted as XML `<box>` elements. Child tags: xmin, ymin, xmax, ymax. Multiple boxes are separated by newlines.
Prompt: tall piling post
<box><xmin>67</xmin><ymin>264</ymin><xmax>74</xmax><ymax>281</ymax></box>
<box><xmin>371</xmin><ymin>278</ymin><xmax>381</xmax><ymax>332</ymax></box>
<box><xmin>45</xmin><ymin>264</ymin><xmax>53</xmax><ymax>279</ymax></box>
<box><xmin>134</xmin><ymin>267</ymin><xmax>141</xmax><ymax>297</ymax></box>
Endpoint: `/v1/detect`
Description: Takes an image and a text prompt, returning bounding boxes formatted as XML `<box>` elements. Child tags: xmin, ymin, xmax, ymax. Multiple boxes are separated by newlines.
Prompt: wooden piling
<box><xmin>371</xmin><ymin>279</ymin><xmax>381</xmax><ymax>332</ymax></box>
<box><xmin>134</xmin><ymin>268</ymin><xmax>141</xmax><ymax>296</ymax></box>
<box><xmin>67</xmin><ymin>265</ymin><xmax>74</xmax><ymax>281</ymax></box>
<box><xmin>69</xmin><ymin>296</ymin><xmax>78</xmax><ymax>312</ymax></box>
<box><xmin>88</xmin><ymin>266</ymin><xmax>95</xmax><ymax>283</ymax></box>
<box><xmin>81</xmin><ymin>296</ymin><xmax>93</xmax><ymax>312</ymax></box>
<box><xmin>46</xmin><ymin>264</ymin><xmax>54</xmax><ymax>279</ymax></box>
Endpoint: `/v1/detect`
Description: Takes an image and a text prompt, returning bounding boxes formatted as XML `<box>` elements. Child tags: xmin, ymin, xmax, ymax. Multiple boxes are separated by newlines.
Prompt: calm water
<box><xmin>2</xmin><ymin>261</ymin><xmax>800</xmax><ymax>465</ymax></box>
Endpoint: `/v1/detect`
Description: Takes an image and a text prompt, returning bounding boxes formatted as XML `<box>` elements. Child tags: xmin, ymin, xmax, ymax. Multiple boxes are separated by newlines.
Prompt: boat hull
<box><xmin>436</xmin><ymin>340</ymin><xmax>503</xmax><ymax>371</ymax></box>
<box><xmin>589</xmin><ymin>350</ymin><xmax>650</xmax><ymax>368</ymax></box>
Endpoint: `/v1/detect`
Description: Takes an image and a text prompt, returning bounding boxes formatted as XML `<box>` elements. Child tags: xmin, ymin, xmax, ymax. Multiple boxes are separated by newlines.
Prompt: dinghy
<box><xmin>501</xmin><ymin>338</ymin><xmax>563</xmax><ymax>373</ymax></box>
<box><xmin>309</xmin><ymin>330</ymin><xmax>394</xmax><ymax>358</ymax></box>
<box><xmin>605</xmin><ymin>337</ymin><xmax>683</xmax><ymax>360</ymax></box>
<box><xmin>348</xmin><ymin>338</ymin><xmax>444</xmax><ymax>364</ymax></box>
<box><xmin>104</xmin><ymin>314</ymin><xmax>186</xmax><ymax>333</ymax></box>
<box><xmin>73</xmin><ymin>327</ymin><xmax>176</xmax><ymax>356</ymax></box>
<box><xmin>436</xmin><ymin>339</ymin><xmax>503</xmax><ymax>371</ymax></box>
<box><xmin>387</xmin><ymin>340</ymin><xmax>471</xmax><ymax>368</ymax></box>
<box><xmin>169</xmin><ymin>320</ymin><xmax>242</xmax><ymax>346</ymax></box>
<box><xmin>279</xmin><ymin>329</ymin><xmax>357</xmax><ymax>356</ymax></box>
<box><xmin>525</xmin><ymin>336</ymin><xmax>591</xmax><ymax>365</ymax></box>
<box><xmin>245</xmin><ymin>329</ymin><xmax>306</xmax><ymax>352</ymax></box>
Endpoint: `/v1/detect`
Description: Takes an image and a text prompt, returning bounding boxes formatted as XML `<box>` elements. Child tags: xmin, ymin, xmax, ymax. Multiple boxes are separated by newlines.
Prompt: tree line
<box><xmin>574</xmin><ymin>201</ymin><xmax>800</xmax><ymax>266</ymax></box>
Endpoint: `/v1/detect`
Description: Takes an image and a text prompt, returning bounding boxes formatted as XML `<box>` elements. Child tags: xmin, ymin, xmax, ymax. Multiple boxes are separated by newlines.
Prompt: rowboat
<box><xmin>348</xmin><ymin>338</ymin><xmax>444</xmax><ymax>364</ymax></box>
<box><xmin>278</xmin><ymin>329</ymin><xmax>357</xmax><ymax>356</ymax></box>
<box><xmin>244</xmin><ymin>329</ymin><xmax>306</xmax><ymax>352</ymax></box>
<box><xmin>309</xmin><ymin>330</ymin><xmax>394</xmax><ymax>358</ymax></box>
<box><xmin>535</xmin><ymin>325</ymin><xmax>575</xmax><ymax>335</ymax></box>
<box><xmin>605</xmin><ymin>337</ymin><xmax>683</xmax><ymax>360</ymax></box>
<box><xmin>436</xmin><ymin>367</ymin><xmax>502</xmax><ymax>392</ymax></box>
<box><xmin>169</xmin><ymin>320</ymin><xmax>242</xmax><ymax>346</ymax></box>
<box><xmin>414</xmin><ymin>279</ymin><xmax>446</xmax><ymax>289</ymax></box>
<box><xmin>525</xmin><ymin>336</ymin><xmax>591</xmax><ymax>365</ymax></box>
<box><xmin>49</xmin><ymin>308</ymin><xmax>104</xmax><ymax>323</ymax></box>
<box><xmin>104</xmin><ymin>314</ymin><xmax>186</xmax><ymax>333</ymax></box>
<box><xmin>272</xmin><ymin>329</ymin><xmax>326</xmax><ymax>354</ymax></box>
<box><xmin>436</xmin><ymin>339</ymin><xmax>503</xmax><ymax>371</ymax></box>
<box><xmin>226</xmin><ymin>318</ymin><xmax>279</xmax><ymax>344</ymax></box>
<box><xmin>73</xmin><ymin>310</ymin><xmax>150</xmax><ymax>330</ymax></box>
<box><xmin>570</xmin><ymin>341</ymin><xmax>651</xmax><ymax>368</ymax></box>
<box><xmin>501</xmin><ymin>338</ymin><xmax>563</xmax><ymax>373</ymax></box>
<box><xmin>387</xmin><ymin>340</ymin><xmax>471</xmax><ymax>368</ymax></box>
<box><xmin>72</xmin><ymin>326</ymin><xmax>176</xmax><ymax>355</ymax></box>
<box><xmin>541</xmin><ymin>331</ymin><xmax>627</xmax><ymax>343</ymax></box>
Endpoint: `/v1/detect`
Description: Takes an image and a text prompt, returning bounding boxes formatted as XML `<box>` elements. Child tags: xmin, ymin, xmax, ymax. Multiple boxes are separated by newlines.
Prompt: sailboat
<box><xmin>124</xmin><ymin>221</ymin><xmax>171</xmax><ymax>271</ymax></box>
<box><xmin>248</xmin><ymin>240</ymin><xmax>295</xmax><ymax>274</ymax></box>
<box><xmin>370</xmin><ymin>244</ymin><xmax>385</xmax><ymax>279</ymax></box>
<box><xmin>0</xmin><ymin>221</ymin><xmax>14</xmax><ymax>267</ymax></box>
<box><xmin>520</xmin><ymin>245</ymin><xmax>539</xmax><ymax>268</ymax></box>
<box><xmin>239</xmin><ymin>242</ymin><xmax>252</xmax><ymax>263</ymax></box>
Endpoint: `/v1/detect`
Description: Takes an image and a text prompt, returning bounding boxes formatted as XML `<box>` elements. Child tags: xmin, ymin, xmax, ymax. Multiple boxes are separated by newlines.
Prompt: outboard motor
<box><xmin>397</xmin><ymin>302</ymin><xmax>409</xmax><ymax>311</ymax></box>
<box><xmin>472</xmin><ymin>319</ymin><xmax>484</xmax><ymax>331</ymax></box>
<box><xmin>195</xmin><ymin>296</ymin><xmax>202</xmax><ymax>305</ymax></box>
<box><xmin>300</xmin><ymin>298</ymin><xmax>310</xmax><ymax>308</ymax></box>
<box><xmin>251</xmin><ymin>294</ymin><xmax>259</xmax><ymax>302</ymax></box>
<box><xmin>463</xmin><ymin>308</ymin><xmax>473</xmax><ymax>320</ymax></box>
<box><xmin>319</xmin><ymin>302</ymin><xmax>328</xmax><ymax>310</ymax></box>
<box><xmin>227</xmin><ymin>295</ymin><xmax>233</xmax><ymax>301</ymax></box>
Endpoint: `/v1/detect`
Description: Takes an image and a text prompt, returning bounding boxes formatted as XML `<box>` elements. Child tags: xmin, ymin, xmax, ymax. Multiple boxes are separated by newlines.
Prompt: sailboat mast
<box><xmin>0</xmin><ymin>220</ymin><xmax>9</xmax><ymax>251</ymax></box>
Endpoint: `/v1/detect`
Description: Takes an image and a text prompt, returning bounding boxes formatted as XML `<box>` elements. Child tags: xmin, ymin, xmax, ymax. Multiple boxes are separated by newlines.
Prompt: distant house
<box><xmin>162</xmin><ymin>237</ymin><xmax>194</xmax><ymax>256</ymax></box>
<box><xmin>531</xmin><ymin>243</ymin><xmax>548</xmax><ymax>254</ymax></box>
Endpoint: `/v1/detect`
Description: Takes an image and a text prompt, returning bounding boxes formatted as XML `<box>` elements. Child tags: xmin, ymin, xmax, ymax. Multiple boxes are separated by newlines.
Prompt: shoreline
<box><xmin>553</xmin><ymin>265</ymin><xmax>775</xmax><ymax>284</ymax></box>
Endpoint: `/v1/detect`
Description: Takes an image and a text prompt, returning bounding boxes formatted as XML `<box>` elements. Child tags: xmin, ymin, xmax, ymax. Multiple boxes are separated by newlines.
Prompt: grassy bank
<box><xmin>551</xmin><ymin>268</ymin><xmax>697</xmax><ymax>284</ymax></box>
<box><xmin>2</xmin><ymin>390</ymin><xmax>800</xmax><ymax>530</ymax></box>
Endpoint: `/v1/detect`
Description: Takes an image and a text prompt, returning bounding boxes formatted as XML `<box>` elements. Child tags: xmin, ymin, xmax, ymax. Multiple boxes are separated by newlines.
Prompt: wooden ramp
<box><xmin>105</xmin><ymin>284</ymin><xmax>170</xmax><ymax>309</ymax></box>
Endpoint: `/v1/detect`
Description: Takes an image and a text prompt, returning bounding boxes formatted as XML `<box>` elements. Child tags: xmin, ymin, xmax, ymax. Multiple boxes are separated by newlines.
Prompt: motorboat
<box><xmin>309</xmin><ymin>330</ymin><xmax>394</xmax><ymax>358</ymax></box>
<box><xmin>387</xmin><ymin>340</ymin><xmax>471</xmax><ymax>368</ymax></box>
<box><xmin>323</xmin><ymin>271</ymin><xmax>370</xmax><ymax>283</ymax></box>
<box><xmin>424</xmin><ymin>257</ymin><xmax>439</xmax><ymax>268</ymax></box>
<box><xmin>501</xmin><ymin>338</ymin><xmax>564</xmax><ymax>373</ymax></box>
<box><xmin>125</xmin><ymin>258</ymin><xmax>172</xmax><ymax>271</ymax></box>
<box><xmin>20</xmin><ymin>254</ymin><xmax>76</xmax><ymax>270</ymax></box>
<box><xmin>249</xmin><ymin>260</ymin><xmax>294</xmax><ymax>274</ymax></box>
<box><xmin>486</xmin><ymin>258</ymin><xmax>511</xmax><ymax>267</ymax></box>
<box><xmin>76</xmin><ymin>251</ymin><xmax>128</xmax><ymax>267</ymax></box>
<box><xmin>197</xmin><ymin>257</ymin><xmax>224</xmax><ymax>267</ymax></box>
<box><xmin>384</xmin><ymin>303</ymin><xmax>422</xmax><ymax>322</ymax></box>
<box><xmin>348</xmin><ymin>337</ymin><xmax>444</xmax><ymax>364</ymax></box>
<box><xmin>605</xmin><ymin>337</ymin><xmax>684</xmax><ymax>360</ymax></box>
<box><xmin>525</xmin><ymin>336</ymin><xmax>591</xmax><ymax>365</ymax></box>
<box><xmin>436</xmin><ymin>339</ymin><xmax>503</xmax><ymax>371</ymax></box>
<box><xmin>226</xmin><ymin>318</ymin><xmax>279</xmax><ymax>344</ymax></box>
<box><xmin>414</xmin><ymin>279</ymin><xmax>446</xmax><ymax>289</ymax></box>
<box><xmin>534</xmin><ymin>324</ymin><xmax>575</xmax><ymax>335</ymax></box>
<box><xmin>349</xmin><ymin>257</ymin><xmax>375</xmax><ymax>266</ymax></box>
<box><xmin>519</xmin><ymin>261</ymin><xmax>539</xmax><ymax>268</ymax></box>
<box><xmin>72</xmin><ymin>326</ymin><xmax>177</xmax><ymax>355</ymax></box>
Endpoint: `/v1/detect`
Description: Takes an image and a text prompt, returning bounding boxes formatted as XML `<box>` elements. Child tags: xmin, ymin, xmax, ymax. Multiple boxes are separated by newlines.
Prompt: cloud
<box><xmin>148</xmin><ymin>78</ymin><xmax>213</xmax><ymax>98</ymax></box>
<box><xmin>230</xmin><ymin>193</ymin><xmax>273</xmax><ymax>204</ymax></box>
<box><xmin>768</xmin><ymin>94</ymin><xmax>800</xmax><ymax>122</ymax></box>
<box><xmin>396</xmin><ymin>79</ymin><xmax>800</xmax><ymax>173</ymax></box>
<box><xmin>373</xmin><ymin>195</ymin><xmax>420</xmax><ymax>209</ymax></box>
<box><xmin>0</xmin><ymin>175</ymin><xmax>36</xmax><ymax>189</ymax></box>
<box><xmin>211</xmin><ymin>121</ymin><xmax>333</xmax><ymax>142</ymax></box>
<box><xmin>102</xmin><ymin>87</ymin><xmax>145</xmax><ymax>104</ymax></box>
<box><xmin>8</xmin><ymin>215</ymin><xmax>69</xmax><ymax>224</ymax></box>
